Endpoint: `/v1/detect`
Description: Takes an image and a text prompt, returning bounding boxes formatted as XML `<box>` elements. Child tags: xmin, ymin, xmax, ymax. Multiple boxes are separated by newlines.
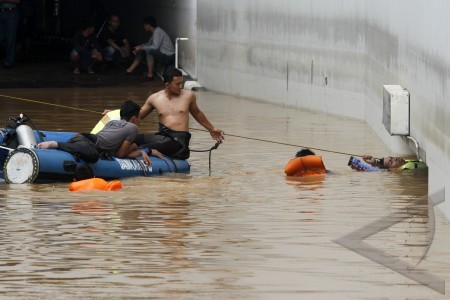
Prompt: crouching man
<box><xmin>38</xmin><ymin>100</ymin><xmax>162</xmax><ymax>165</ymax></box>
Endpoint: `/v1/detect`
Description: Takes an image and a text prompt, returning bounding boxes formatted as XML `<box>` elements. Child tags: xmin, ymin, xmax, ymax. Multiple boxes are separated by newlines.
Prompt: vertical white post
<box><xmin>175</xmin><ymin>38</ymin><xmax>189</xmax><ymax>69</ymax></box>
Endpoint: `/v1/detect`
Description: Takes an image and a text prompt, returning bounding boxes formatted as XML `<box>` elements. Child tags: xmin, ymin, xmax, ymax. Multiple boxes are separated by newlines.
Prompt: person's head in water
<box><xmin>163</xmin><ymin>67</ymin><xmax>184</xmax><ymax>96</ymax></box>
<box><xmin>120</xmin><ymin>100</ymin><xmax>141</xmax><ymax>125</ymax></box>
<box><xmin>296</xmin><ymin>148</ymin><xmax>315</xmax><ymax>157</ymax></box>
<box><xmin>382</xmin><ymin>156</ymin><xmax>406</xmax><ymax>169</ymax></box>
<box><xmin>74</xmin><ymin>164</ymin><xmax>94</xmax><ymax>181</ymax></box>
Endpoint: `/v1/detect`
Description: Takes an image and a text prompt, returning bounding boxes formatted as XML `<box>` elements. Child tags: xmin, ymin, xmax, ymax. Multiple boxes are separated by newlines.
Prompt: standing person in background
<box><xmin>70</xmin><ymin>21</ymin><xmax>102</xmax><ymax>75</ymax></box>
<box><xmin>0</xmin><ymin>0</ymin><xmax>20</xmax><ymax>69</ymax></box>
<box><xmin>124</xmin><ymin>16</ymin><xmax>175</xmax><ymax>81</ymax></box>
<box><xmin>99</xmin><ymin>14</ymin><xmax>130</xmax><ymax>66</ymax></box>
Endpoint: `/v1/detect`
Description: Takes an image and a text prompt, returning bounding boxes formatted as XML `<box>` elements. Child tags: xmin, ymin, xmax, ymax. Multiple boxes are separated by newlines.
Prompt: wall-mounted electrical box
<box><xmin>382</xmin><ymin>85</ymin><xmax>410</xmax><ymax>136</ymax></box>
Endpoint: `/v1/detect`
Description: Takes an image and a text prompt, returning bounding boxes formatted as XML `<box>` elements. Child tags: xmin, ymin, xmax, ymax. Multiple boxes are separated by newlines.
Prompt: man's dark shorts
<box><xmin>135</xmin><ymin>124</ymin><xmax>191</xmax><ymax>160</ymax></box>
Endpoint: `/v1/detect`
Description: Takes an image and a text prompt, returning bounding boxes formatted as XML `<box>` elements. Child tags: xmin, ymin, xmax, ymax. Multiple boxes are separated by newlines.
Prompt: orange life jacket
<box><xmin>284</xmin><ymin>155</ymin><xmax>327</xmax><ymax>177</ymax></box>
<box><xmin>69</xmin><ymin>178</ymin><xmax>123</xmax><ymax>191</ymax></box>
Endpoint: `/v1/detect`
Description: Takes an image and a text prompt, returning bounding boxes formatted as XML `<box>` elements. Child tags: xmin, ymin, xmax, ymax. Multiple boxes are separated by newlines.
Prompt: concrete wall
<box><xmin>194</xmin><ymin>0</ymin><xmax>450</xmax><ymax>219</ymax></box>
<box><xmin>197</xmin><ymin>0</ymin><xmax>366</xmax><ymax>116</ymax></box>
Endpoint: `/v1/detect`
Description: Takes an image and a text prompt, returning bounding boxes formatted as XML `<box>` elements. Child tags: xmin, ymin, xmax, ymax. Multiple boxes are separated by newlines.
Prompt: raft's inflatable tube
<box><xmin>0</xmin><ymin>130</ymin><xmax>190</xmax><ymax>184</ymax></box>
<box><xmin>284</xmin><ymin>155</ymin><xmax>327</xmax><ymax>177</ymax></box>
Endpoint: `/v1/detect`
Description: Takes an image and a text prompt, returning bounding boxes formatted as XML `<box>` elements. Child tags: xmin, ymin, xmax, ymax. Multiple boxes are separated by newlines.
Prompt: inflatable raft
<box><xmin>0</xmin><ymin>123</ymin><xmax>190</xmax><ymax>184</ymax></box>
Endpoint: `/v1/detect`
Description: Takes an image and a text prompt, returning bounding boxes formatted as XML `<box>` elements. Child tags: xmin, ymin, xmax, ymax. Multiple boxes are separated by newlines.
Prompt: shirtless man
<box><xmin>134</xmin><ymin>67</ymin><xmax>224</xmax><ymax>159</ymax></box>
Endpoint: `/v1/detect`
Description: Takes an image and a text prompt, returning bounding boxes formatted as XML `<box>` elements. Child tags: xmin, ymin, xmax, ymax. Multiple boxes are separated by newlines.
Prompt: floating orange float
<box><xmin>284</xmin><ymin>155</ymin><xmax>327</xmax><ymax>177</ymax></box>
<box><xmin>69</xmin><ymin>178</ymin><xmax>123</xmax><ymax>191</ymax></box>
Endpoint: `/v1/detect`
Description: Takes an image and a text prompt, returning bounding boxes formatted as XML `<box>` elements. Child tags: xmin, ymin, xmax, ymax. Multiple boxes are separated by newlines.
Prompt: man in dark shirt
<box><xmin>99</xmin><ymin>14</ymin><xmax>130</xmax><ymax>64</ymax></box>
<box><xmin>70</xmin><ymin>22</ymin><xmax>102</xmax><ymax>75</ymax></box>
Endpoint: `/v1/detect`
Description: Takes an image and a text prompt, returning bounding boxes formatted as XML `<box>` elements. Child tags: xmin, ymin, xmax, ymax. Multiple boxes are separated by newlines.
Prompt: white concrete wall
<box><xmin>195</xmin><ymin>0</ymin><xmax>450</xmax><ymax>219</ymax></box>
<box><xmin>197</xmin><ymin>0</ymin><xmax>366</xmax><ymax>116</ymax></box>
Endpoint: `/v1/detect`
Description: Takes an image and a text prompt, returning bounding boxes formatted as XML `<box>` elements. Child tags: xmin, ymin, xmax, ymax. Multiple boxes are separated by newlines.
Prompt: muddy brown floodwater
<box><xmin>0</xmin><ymin>87</ymin><xmax>449</xmax><ymax>299</ymax></box>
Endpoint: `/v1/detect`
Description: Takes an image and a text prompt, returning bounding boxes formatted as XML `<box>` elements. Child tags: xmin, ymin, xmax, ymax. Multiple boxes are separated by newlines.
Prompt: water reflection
<box><xmin>0</xmin><ymin>88</ymin><xmax>448</xmax><ymax>298</ymax></box>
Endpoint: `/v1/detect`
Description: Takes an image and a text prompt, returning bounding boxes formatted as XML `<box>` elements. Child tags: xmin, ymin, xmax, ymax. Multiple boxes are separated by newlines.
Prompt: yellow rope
<box><xmin>0</xmin><ymin>94</ymin><xmax>362</xmax><ymax>157</ymax></box>
<box><xmin>0</xmin><ymin>94</ymin><xmax>101</xmax><ymax>114</ymax></box>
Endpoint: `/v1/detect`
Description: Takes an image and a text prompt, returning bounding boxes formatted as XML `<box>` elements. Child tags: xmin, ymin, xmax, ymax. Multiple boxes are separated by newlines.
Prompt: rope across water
<box><xmin>0</xmin><ymin>94</ymin><xmax>362</xmax><ymax>157</ymax></box>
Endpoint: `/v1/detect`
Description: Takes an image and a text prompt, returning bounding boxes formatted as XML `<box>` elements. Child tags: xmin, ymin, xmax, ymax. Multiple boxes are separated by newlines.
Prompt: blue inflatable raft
<box><xmin>0</xmin><ymin>129</ymin><xmax>190</xmax><ymax>184</ymax></box>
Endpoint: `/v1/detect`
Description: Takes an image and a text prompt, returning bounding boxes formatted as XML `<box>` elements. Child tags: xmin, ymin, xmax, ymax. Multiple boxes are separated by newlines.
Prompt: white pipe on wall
<box><xmin>175</xmin><ymin>38</ymin><xmax>189</xmax><ymax>69</ymax></box>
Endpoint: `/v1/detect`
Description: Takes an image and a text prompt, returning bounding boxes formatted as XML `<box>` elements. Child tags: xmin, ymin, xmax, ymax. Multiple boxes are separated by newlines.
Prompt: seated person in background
<box><xmin>361</xmin><ymin>155</ymin><xmax>427</xmax><ymax>170</ymax></box>
<box><xmin>70</xmin><ymin>21</ymin><xmax>102</xmax><ymax>75</ymax></box>
<box><xmin>38</xmin><ymin>100</ymin><xmax>161</xmax><ymax>165</ymax></box>
<box><xmin>69</xmin><ymin>164</ymin><xmax>122</xmax><ymax>191</ymax></box>
<box><xmin>124</xmin><ymin>16</ymin><xmax>175</xmax><ymax>81</ymax></box>
<box><xmin>99</xmin><ymin>14</ymin><xmax>130</xmax><ymax>65</ymax></box>
<box><xmin>285</xmin><ymin>148</ymin><xmax>327</xmax><ymax>177</ymax></box>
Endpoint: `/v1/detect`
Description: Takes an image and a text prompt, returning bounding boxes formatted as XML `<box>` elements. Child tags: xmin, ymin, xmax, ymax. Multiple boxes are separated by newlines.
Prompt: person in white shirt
<box><xmin>124</xmin><ymin>16</ymin><xmax>175</xmax><ymax>81</ymax></box>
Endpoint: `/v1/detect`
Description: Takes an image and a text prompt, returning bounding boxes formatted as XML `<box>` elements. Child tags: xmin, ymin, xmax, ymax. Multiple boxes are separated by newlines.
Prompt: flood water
<box><xmin>0</xmin><ymin>87</ymin><xmax>449</xmax><ymax>299</ymax></box>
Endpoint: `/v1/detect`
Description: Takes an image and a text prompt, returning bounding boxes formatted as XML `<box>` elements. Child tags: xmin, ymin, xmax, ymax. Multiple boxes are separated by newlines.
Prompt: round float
<box><xmin>3</xmin><ymin>148</ymin><xmax>39</xmax><ymax>184</ymax></box>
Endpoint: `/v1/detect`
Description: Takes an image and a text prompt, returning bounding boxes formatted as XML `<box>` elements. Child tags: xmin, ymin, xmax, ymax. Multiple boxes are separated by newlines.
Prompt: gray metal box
<box><xmin>382</xmin><ymin>85</ymin><xmax>410</xmax><ymax>136</ymax></box>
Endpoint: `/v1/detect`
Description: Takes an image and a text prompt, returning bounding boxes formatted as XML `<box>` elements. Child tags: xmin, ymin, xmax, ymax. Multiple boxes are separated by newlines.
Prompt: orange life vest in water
<box><xmin>284</xmin><ymin>155</ymin><xmax>327</xmax><ymax>177</ymax></box>
<box><xmin>69</xmin><ymin>178</ymin><xmax>123</xmax><ymax>191</ymax></box>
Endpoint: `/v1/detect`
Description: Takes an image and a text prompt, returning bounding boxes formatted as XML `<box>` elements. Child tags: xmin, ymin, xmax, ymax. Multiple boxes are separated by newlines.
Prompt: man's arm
<box><xmin>127</xmin><ymin>149</ymin><xmax>151</xmax><ymax>166</ymax></box>
<box><xmin>115</xmin><ymin>140</ymin><xmax>151</xmax><ymax>166</ymax></box>
<box><xmin>115</xmin><ymin>140</ymin><xmax>136</xmax><ymax>158</ymax></box>
<box><xmin>139</xmin><ymin>95</ymin><xmax>155</xmax><ymax>119</ymax></box>
<box><xmin>362</xmin><ymin>155</ymin><xmax>382</xmax><ymax>167</ymax></box>
<box><xmin>138</xmin><ymin>36</ymin><xmax>153</xmax><ymax>52</ymax></box>
<box><xmin>92</xmin><ymin>36</ymin><xmax>102</xmax><ymax>52</ymax></box>
<box><xmin>123</xmin><ymin>39</ymin><xmax>130</xmax><ymax>48</ymax></box>
<box><xmin>141</xmin><ymin>30</ymin><xmax>162</xmax><ymax>52</ymax></box>
<box><xmin>189</xmin><ymin>94</ymin><xmax>224</xmax><ymax>141</ymax></box>
<box><xmin>107</xmin><ymin>38</ymin><xmax>121</xmax><ymax>51</ymax></box>
<box><xmin>107</xmin><ymin>38</ymin><xmax>127</xmax><ymax>58</ymax></box>
<box><xmin>123</xmin><ymin>38</ymin><xmax>131</xmax><ymax>55</ymax></box>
